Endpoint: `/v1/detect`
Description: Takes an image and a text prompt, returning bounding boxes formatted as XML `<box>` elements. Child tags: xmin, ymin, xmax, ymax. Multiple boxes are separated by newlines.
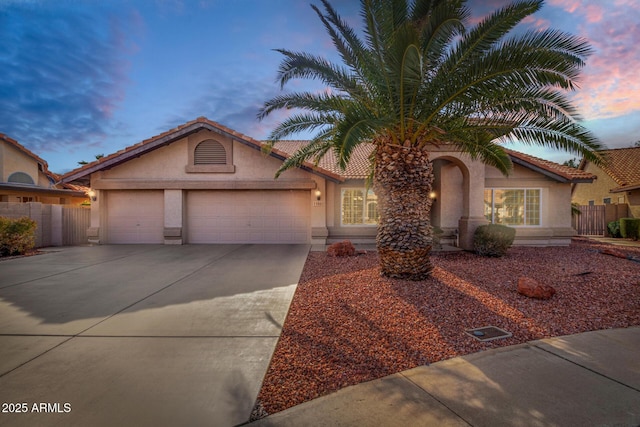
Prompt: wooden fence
<box><xmin>573</xmin><ymin>203</ymin><xmax>629</xmax><ymax>236</ymax></box>
<box><xmin>573</xmin><ymin>205</ymin><xmax>605</xmax><ymax>236</ymax></box>
<box><xmin>62</xmin><ymin>206</ymin><xmax>91</xmax><ymax>245</ymax></box>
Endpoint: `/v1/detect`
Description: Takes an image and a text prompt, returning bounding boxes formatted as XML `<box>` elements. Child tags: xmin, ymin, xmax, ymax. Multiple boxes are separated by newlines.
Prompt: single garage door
<box><xmin>187</xmin><ymin>190</ymin><xmax>310</xmax><ymax>243</ymax></box>
<box><xmin>107</xmin><ymin>191</ymin><xmax>164</xmax><ymax>243</ymax></box>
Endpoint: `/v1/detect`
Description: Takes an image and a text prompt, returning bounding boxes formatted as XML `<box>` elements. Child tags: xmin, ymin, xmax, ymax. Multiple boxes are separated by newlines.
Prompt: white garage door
<box><xmin>187</xmin><ymin>190</ymin><xmax>310</xmax><ymax>244</ymax></box>
<box><xmin>107</xmin><ymin>191</ymin><xmax>164</xmax><ymax>243</ymax></box>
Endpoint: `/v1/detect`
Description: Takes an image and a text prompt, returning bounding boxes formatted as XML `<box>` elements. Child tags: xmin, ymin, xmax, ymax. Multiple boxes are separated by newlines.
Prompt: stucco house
<box><xmin>61</xmin><ymin>117</ymin><xmax>594</xmax><ymax>249</ymax></box>
<box><xmin>572</xmin><ymin>147</ymin><xmax>640</xmax><ymax>218</ymax></box>
<box><xmin>1</xmin><ymin>133</ymin><xmax>88</xmax><ymax>205</ymax></box>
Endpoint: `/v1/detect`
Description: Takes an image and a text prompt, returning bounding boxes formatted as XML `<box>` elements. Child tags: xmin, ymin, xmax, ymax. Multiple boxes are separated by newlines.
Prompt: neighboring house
<box><xmin>61</xmin><ymin>117</ymin><xmax>594</xmax><ymax>249</ymax></box>
<box><xmin>0</xmin><ymin>133</ymin><xmax>88</xmax><ymax>205</ymax></box>
<box><xmin>572</xmin><ymin>147</ymin><xmax>640</xmax><ymax>218</ymax></box>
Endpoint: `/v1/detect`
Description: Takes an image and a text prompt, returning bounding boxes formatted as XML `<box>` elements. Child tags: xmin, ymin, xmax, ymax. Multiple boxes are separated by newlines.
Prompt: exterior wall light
<box><xmin>429</xmin><ymin>191</ymin><xmax>437</xmax><ymax>202</ymax></box>
<box><xmin>314</xmin><ymin>190</ymin><xmax>322</xmax><ymax>201</ymax></box>
<box><xmin>88</xmin><ymin>190</ymin><xmax>97</xmax><ymax>202</ymax></box>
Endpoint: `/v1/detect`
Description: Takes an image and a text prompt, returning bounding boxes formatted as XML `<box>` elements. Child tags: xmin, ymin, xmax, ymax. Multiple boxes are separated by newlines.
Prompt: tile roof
<box><xmin>61</xmin><ymin>117</ymin><xmax>345</xmax><ymax>184</ymax></box>
<box><xmin>272</xmin><ymin>141</ymin><xmax>374</xmax><ymax>179</ymax></box>
<box><xmin>505</xmin><ymin>149</ymin><xmax>595</xmax><ymax>183</ymax></box>
<box><xmin>586</xmin><ymin>147</ymin><xmax>640</xmax><ymax>192</ymax></box>
<box><xmin>60</xmin><ymin>117</ymin><xmax>594</xmax><ymax>184</ymax></box>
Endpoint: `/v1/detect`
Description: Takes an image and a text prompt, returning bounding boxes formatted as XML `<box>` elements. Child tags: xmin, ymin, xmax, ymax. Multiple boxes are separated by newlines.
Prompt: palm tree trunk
<box><xmin>373</xmin><ymin>142</ymin><xmax>434</xmax><ymax>280</ymax></box>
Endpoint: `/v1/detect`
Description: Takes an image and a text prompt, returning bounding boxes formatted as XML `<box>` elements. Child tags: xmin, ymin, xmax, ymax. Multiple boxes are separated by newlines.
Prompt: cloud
<box><xmin>546</xmin><ymin>1</ymin><xmax>640</xmax><ymax>120</ymax></box>
<box><xmin>0</xmin><ymin>3</ymin><xmax>136</xmax><ymax>155</ymax></box>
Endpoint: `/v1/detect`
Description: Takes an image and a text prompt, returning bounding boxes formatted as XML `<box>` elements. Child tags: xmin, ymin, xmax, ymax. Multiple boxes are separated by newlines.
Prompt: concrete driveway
<box><xmin>0</xmin><ymin>244</ymin><xmax>309</xmax><ymax>427</ymax></box>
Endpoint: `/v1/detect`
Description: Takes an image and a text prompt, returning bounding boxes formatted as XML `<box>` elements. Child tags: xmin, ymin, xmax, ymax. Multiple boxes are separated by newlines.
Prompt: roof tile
<box><xmin>61</xmin><ymin>117</ymin><xmax>594</xmax><ymax>184</ymax></box>
<box><xmin>594</xmin><ymin>147</ymin><xmax>640</xmax><ymax>189</ymax></box>
<box><xmin>505</xmin><ymin>149</ymin><xmax>595</xmax><ymax>182</ymax></box>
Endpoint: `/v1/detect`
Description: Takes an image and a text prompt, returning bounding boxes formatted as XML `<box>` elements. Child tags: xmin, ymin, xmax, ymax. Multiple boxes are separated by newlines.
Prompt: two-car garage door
<box><xmin>105</xmin><ymin>190</ymin><xmax>310</xmax><ymax>244</ymax></box>
<box><xmin>186</xmin><ymin>190</ymin><xmax>310</xmax><ymax>243</ymax></box>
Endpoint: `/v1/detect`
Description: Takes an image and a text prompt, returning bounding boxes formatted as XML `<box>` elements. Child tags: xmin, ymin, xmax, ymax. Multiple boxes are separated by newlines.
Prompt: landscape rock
<box><xmin>517</xmin><ymin>277</ymin><xmax>556</xmax><ymax>300</ymax></box>
<box><xmin>600</xmin><ymin>248</ymin><xmax>628</xmax><ymax>259</ymax></box>
<box><xmin>327</xmin><ymin>240</ymin><xmax>356</xmax><ymax>257</ymax></box>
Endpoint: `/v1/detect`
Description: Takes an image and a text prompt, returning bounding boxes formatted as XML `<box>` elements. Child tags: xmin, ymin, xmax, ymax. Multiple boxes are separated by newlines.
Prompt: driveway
<box><xmin>0</xmin><ymin>244</ymin><xmax>309</xmax><ymax>426</ymax></box>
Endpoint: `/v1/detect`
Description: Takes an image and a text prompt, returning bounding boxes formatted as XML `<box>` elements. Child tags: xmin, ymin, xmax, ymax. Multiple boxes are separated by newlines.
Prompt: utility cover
<box><xmin>465</xmin><ymin>326</ymin><xmax>512</xmax><ymax>342</ymax></box>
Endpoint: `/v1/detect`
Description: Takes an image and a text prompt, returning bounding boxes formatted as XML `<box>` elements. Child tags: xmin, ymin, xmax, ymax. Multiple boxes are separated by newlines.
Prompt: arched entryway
<box><xmin>428</xmin><ymin>152</ymin><xmax>487</xmax><ymax>249</ymax></box>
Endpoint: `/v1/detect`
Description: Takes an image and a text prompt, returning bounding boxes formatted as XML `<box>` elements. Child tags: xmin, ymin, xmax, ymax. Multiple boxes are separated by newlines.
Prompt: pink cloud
<box><xmin>547</xmin><ymin>0</ymin><xmax>581</xmax><ymax>13</ymax></box>
<box><xmin>544</xmin><ymin>1</ymin><xmax>640</xmax><ymax>119</ymax></box>
<box><xmin>584</xmin><ymin>4</ymin><xmax>603</xmax><ymax>22</ymax></box>
<box><xmin>522</xmin><ymin>15</ymin><xmax>550</xmax><ymax>30</ymax></box>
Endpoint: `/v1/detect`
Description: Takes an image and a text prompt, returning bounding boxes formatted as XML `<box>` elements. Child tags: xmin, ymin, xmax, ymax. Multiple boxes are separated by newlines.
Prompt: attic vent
<box><xmin>194</xmin><ymin>140</ymin><xmax>226</xmax><ymax>165</ymax></box>
<box><xmin>8</xmin><ymin>172</ymin><xmax>35</xmax><ymax>185</ymax></box>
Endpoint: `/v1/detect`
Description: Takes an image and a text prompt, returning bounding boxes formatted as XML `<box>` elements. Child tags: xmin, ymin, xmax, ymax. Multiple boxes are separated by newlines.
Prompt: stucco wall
<box><xmin>571</xmin><ymin>162</ymin><xmax>620</xmax><ymax>206</ymax></box>
<box><xmin>1</xmin><ymin>143</ymin><xmax>39</xmax><ymax>184</ymax></box>
<box><xmin>100</xmin><ymin>131</ymin><xmax>311</xmax><ymax>182</ymax></box>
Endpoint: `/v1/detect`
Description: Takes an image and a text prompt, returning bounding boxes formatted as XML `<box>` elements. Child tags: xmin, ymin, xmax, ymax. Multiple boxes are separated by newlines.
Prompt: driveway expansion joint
<box><xmin>532</xmin><ymin>342</ymin><xmax>640</xmax><ymax>393</ymax></box>
<box><xmin>398</xmin><ymin>371</ymin><xmax>474</xmax><ymax>426</ymax></box>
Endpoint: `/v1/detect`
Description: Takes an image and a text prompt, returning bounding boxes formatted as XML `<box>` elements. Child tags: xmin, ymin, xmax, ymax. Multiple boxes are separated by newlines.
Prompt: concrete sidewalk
<box><xmin>250</xmin><ymin>326</ymin><xmax>640</xmax><ymax>426</ymax></box>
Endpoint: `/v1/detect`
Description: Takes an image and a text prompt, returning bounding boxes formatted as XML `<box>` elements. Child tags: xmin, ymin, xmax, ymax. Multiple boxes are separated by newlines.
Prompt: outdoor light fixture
<box><xmin>314</xmin><ymin>190</ymin><xmax>322</xmax><ymax>201</ymax></box>
<box><xmin>429</xmin><ymin>191</ymin><xmax>437</xmax><ymax>202</ymax></box>
<box><xmin>88</xmin><ymin>190</ymin><xmax>97</xmax><ymax>202</ymax></box>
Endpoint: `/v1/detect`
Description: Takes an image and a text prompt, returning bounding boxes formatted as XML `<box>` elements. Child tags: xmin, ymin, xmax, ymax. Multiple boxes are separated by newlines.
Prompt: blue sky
<box><xmin>1</xmin><ymin>0</ymin><xmax>639</xmax><ymax>174</ymax></box>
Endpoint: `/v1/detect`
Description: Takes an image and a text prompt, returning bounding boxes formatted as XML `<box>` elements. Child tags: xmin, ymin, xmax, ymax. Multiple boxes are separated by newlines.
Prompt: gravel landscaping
<box><xmin>253</xmin><ymin>238</ymin><xmax>640</xmax><ymax>418</ymax></box>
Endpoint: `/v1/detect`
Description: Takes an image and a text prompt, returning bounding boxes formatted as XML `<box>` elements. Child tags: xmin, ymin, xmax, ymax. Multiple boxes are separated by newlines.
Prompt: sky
<box><xmin>1</xmin><ymin>0</ymin><xmax>639</xmax><ymax>174</ymax></box>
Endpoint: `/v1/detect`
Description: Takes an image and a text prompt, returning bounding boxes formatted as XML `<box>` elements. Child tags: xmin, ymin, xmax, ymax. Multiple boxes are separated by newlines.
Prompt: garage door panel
<box><xmin>187</xmin><ymin>191</ymin><xmax>310</xmax><ymax>244</ymax></box>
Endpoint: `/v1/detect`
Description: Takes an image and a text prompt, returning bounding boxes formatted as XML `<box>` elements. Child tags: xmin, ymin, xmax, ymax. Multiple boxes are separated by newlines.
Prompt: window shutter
<box><xmin>194</xmin><ymin>140</ymin><xmax>226</xmax><ymax>165</ymax></box>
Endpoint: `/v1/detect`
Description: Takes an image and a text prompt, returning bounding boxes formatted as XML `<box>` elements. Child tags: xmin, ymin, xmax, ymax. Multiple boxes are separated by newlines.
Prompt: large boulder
<box><xmin>327</xmin><ymin>240</ymin><xmax>356</xmax><ymax>257</ymax></box>
<box><xmin>517</xmin><ymin>277</ymin><xmax>556</xmax><ymax>300</ymax></box>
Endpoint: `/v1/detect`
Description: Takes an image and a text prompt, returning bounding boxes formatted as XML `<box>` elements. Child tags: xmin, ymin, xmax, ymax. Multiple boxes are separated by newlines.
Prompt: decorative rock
<box><xmin>517</xmin><ymin>277</ymin><xmax>556</xmax><ymax>300</ymax></box>
<box><xmin>327</xmin><ymin>240</ymin><xmax>356</xmax><ymax>257</ymax></box>
<box><xmin>600</xmin><ymin>248</ymin><xmax>628</xmax><ymax>259</ymax></box>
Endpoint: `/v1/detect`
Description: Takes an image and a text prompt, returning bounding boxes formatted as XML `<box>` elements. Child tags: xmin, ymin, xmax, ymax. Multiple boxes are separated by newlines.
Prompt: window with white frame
<box><xmin>484</xmin><ymin>188</ymin><xmax>541</xmax><ymax>226</ymax></box>
<box><xmin>341</xmin><ymin>188</ymin><xmax>379</xmax><ymax>225</ymax></box>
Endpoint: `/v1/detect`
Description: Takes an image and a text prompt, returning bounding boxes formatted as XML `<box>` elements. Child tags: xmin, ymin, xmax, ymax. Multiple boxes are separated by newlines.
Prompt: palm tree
<box><xmin>258</xmin><ymin>0</ymin><xmax>604</xmax><ymax>280</ymax></box>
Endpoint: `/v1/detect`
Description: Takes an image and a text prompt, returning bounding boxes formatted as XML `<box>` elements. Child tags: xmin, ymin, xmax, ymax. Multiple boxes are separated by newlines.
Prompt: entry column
<box><xmin>164</xmin><ymin>189</ymin><xmax>184</xmax><ymax>245</ymax></box>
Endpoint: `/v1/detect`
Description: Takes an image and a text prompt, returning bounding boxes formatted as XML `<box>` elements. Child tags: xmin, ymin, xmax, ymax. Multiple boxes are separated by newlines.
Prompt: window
<box><xmin>588</xmin><ymin>200</ymin><xmax>595</xmax><ymax>206</ymax></box>
<box><xmin>342</xmin><ymin>188</ymin><xmax>379</xmax><ymax>225</ymax></box>
<box><xmin>603</xmin><ymin>197</ymin><xmax>611</xmax><ymax>204</ymax></box>
<box><xmin>7</xmin><ymin>172</ymin><xmax>35</xmax><ymax>185</ymax></box>
<box><xmin>484</xmin><ymin>188</ymin><xmax>541</xmax><ymax>226</ymax></box>
<box><xmin>618</xmin><ymin>196</ymin><xmax>625</xmax><ymax>204</ymax></box>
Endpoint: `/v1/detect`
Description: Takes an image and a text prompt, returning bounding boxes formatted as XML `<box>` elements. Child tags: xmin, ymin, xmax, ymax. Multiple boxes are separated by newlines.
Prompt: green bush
<box><xmin>0</xmin><ymin>217</ymin><xmax>37</xmax><ymax>257</ymax></box>
<box><xmin>473</xmin><ymin>224</ymin><xmax>516</xmax><ymax>257</ymax></box>
<box><xmin>620</xmin><ymin>218</ymin><xmax>640</xmax><ymax>240</ymax></box>
<box><xmin>607</xmin><ymin>220</ymin><xmax>621</xmax><ymax>238</ymax></box>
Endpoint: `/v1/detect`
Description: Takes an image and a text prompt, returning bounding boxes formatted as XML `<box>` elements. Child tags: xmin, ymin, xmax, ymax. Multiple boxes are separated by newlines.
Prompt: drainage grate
<box><xmin>465</xmin><ymin>326</ymin><xmax>512</xmax><ymax>342</ymax></box>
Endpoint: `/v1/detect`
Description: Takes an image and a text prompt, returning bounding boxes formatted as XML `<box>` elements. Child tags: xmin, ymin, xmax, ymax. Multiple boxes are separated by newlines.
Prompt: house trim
<box><xmin>91</xmin><ymin>178</ymin><xmax>317</xmax><ymax>191</ymax></box>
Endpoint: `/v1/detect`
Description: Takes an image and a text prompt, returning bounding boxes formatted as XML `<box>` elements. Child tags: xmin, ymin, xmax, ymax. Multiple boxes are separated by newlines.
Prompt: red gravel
<box><xmin>253</xmin><ymin>239</ymin><xmax>640</xmax><ymax>417</ymax></box>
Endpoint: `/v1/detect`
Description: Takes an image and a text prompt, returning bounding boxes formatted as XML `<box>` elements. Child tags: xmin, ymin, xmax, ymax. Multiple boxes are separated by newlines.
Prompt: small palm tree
<box><xmin>259</xmin><ymin>0</ymin><xmax>604</xmax><ymax>280</ymax></box>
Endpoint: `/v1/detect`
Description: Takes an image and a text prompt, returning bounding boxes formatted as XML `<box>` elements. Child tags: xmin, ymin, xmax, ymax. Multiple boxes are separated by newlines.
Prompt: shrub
<box><xmin>607</xmin><ymin>220</ymin><xmax>621</xmax><ymax>238</ymax></box>
<box><xmin>0</xmin><ymin>216</ymin><xmax>37</xmax><ymax>257</ymax></box>
<box><xmin>473</xmin><ymin>224</ymin><xmax>516</xmax><ymax>257</ymax></box>
<box><xmin>620</xmin><ymin>218</ymin><xmax>640</xmax><ymax>240</ymax></box>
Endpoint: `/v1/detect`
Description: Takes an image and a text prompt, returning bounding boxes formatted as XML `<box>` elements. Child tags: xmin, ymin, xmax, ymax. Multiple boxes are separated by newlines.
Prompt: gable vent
<box><xmin>194</xmin><ymin>140</ymin><xmax>226</xmax><ymax>165</ymax></box>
